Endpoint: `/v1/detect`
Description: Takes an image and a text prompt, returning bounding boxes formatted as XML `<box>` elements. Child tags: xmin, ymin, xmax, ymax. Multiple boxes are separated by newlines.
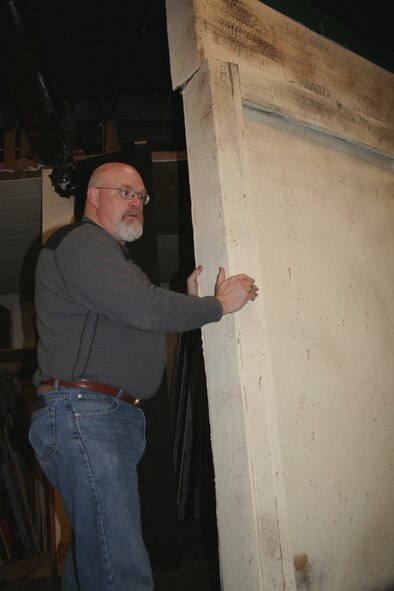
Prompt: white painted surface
<box><xmin>183</xmin><ymin>58</ymin><xmax>296</xmax><ymax>591</ymax></box>
<box><xmin>165</xmin><ymin>0</ymin><xmax>200</xmax><ymax>89</ymax></box>
<box><xmin>166</xmin><ymin>1</ymin><xmax>394</xmax><ymax>589</ymax></box>
<box><xmin>244</xmin><ymin>105</ymin><xmax>394</xmax><ymax>589</ymax></box>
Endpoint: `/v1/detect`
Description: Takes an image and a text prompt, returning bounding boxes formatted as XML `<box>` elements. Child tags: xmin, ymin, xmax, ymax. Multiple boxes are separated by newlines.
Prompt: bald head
<box><xmin>87</xmin><ymin>162</ymin><xmax>141</xmax><ymax>191</ymax></box>
<box><xmin>84</xmin><ymin>162</ymin><xmax>146</xmax><ymax>243</ymax></box>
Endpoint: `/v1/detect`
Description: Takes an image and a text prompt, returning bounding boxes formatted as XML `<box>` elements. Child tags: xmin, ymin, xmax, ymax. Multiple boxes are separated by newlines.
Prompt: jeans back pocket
<box><xmin>28</xmin><ymin>406</ymin><xmax>57</xmax><ymax>463</ymax></box>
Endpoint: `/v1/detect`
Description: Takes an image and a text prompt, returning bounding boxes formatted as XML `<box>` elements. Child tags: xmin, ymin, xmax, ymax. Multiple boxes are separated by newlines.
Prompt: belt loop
<box><xmin>54</xmin><ymin>378</ymin><xmax>59</xmax><ymax>389</ymax></box>
<box><xmin>116</xmin><ymin>388</ymin><xmax>123</xmax><ymax>399</ymax></box>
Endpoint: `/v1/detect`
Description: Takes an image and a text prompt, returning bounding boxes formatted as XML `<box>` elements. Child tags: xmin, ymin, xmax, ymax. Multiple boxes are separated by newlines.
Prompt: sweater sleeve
<box><xmin>54</xmin><ymin>223</ymin><xmax>223</xmax><ymax>333</ymax></box>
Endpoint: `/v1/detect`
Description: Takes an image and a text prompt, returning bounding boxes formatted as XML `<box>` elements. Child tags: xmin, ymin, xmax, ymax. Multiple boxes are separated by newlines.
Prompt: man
<box><xmin>29</xmin><ymin>162</ymin><xmax>258</xmax><ymax>591</ymax></box>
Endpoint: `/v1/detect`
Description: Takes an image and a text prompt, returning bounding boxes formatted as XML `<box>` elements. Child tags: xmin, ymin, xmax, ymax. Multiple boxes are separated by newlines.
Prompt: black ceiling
<box><xmin>24</xmin><ymin>0</ymin><xmax>172</xmax><ymax>100</ymax></box>
<box><xmin>0</xmin><ymin>0</ymin><xmax>393</xmax><ymax>165</ymax></box>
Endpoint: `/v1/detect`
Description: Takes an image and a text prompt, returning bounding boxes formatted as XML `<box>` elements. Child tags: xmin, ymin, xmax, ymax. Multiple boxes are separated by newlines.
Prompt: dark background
<box><xmin>0</xmin><ymin>0</ymin><xmax>393</xmax><ymax>166</ymax></box>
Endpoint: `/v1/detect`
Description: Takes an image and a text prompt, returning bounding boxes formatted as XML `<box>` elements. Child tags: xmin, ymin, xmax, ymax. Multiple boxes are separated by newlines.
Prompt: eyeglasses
<box><xmin>95</xmin><ymin>186</ymin><xmax>150</xmax><ymax>205</ymax></box>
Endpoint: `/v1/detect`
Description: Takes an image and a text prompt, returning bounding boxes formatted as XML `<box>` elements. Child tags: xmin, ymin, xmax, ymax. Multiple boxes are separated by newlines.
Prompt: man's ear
<box><xmin>86</xmin><ymin>186</ymin><xmax>99</xmax><ymax>209</ymax></box>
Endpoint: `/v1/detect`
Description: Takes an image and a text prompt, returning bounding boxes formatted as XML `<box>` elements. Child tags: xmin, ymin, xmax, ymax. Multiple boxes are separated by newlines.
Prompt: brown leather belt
<box><xmin>40</xmin><ymin>378</ymin><xmax>141</xmax><ymax>407</ymax></box>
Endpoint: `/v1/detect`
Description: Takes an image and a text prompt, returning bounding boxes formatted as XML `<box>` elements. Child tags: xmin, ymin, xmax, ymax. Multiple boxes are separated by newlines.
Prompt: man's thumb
<box><xmin>216</xmin><ymin>266</ymin><xmax>225</xmax><ymax>284</ymax></box>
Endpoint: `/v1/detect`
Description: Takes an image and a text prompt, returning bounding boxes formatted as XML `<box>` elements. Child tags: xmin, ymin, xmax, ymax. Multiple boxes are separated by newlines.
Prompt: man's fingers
<box><xmin>188</xmin><ymin>265</ymin><xmax>203</xmax><ymax>280</ymax></box>
<box><xmin>187</xmin><ymin>265</ymin><xmax>204</xmax><ymax>296</ymax></box>
<box><xmin>248</xmin><ymin>283</ymin><xmax>259</xmax><ymax>294</ymax></box>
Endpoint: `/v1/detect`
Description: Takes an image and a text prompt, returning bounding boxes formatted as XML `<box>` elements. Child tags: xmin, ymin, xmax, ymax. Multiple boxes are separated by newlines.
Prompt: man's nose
<box><xmin>127</xmin><ymin>195</ymin><xmax>143</xmax><ymax>207</ymax></box>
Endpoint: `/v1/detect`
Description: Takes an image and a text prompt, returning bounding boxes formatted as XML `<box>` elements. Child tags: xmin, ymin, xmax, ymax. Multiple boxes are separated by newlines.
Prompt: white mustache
<box><xmin>123</xmin><ymin>209</ymin><xmax>142</xmax><ymax>221</ymax></box>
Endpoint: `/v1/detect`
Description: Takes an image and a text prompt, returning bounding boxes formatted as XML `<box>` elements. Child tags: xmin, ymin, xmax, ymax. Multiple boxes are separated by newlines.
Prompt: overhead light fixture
<box><xmin>49</xmin><ymin>160</ymin><xmax>79</xmax><ymax>198</ymax></box>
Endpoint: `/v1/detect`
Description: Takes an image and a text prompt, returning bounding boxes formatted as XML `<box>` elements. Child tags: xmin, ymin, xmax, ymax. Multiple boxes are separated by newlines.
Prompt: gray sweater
<box><xmin>34</xmin><ymin>218</ymin><xmax>223</xmax><ymax>398</ymax></box>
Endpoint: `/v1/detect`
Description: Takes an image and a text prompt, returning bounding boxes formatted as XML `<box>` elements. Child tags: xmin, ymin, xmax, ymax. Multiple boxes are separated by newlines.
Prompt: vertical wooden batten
<box><xmin>183</xmin><ymin>57</ymin><xmax>295</xmax><ymax>590</ymax></box>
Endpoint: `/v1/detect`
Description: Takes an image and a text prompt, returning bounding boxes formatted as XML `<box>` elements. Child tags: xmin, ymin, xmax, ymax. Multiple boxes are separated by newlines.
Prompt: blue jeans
<box><xmin>28</xmin><ymin>385</ymin><xmax>154</xmax><ymax>591</ymax></box>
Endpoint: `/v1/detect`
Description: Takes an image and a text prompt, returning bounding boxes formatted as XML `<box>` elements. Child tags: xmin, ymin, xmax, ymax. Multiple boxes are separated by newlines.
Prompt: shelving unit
<box><xmin>0</xmin><ymin>349</ymin><xmax>48</xmax><ymax>569</ymax></box>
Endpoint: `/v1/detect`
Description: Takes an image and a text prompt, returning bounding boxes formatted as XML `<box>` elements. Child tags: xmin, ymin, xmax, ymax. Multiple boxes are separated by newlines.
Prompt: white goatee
<box><xmin>117</xmin><ymin>220</ymin><xmax>143</xmax><ymax>242</ymax></box>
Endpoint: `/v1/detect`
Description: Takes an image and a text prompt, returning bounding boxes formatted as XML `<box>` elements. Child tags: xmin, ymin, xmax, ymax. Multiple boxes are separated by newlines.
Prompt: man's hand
<box><xmin>214</xmin><ymin>267</ymin><xmax>258</xmax><ymax>314</ymax></box>
<box><xmin>187</xmin><ymin>265</ymin><xmax>258</xmax><ymax>314</ymax></box>
<box><xmin>187</xmin><ymin>265</ymin><xmax>203</xmax><ymax>296</ymax></box>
